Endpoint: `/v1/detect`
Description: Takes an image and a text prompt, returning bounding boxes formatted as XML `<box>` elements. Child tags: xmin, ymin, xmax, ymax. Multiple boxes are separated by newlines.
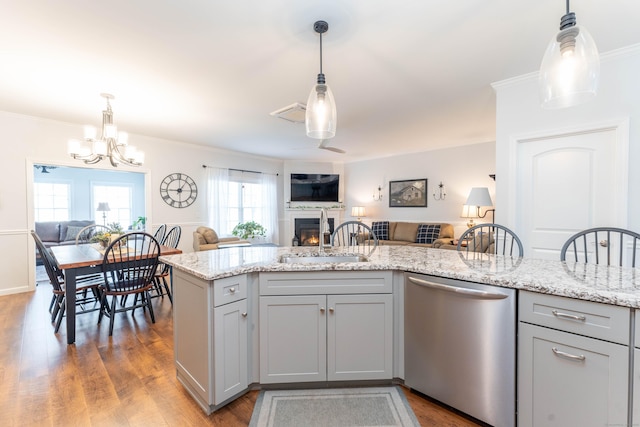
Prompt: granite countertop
<box><xmin>159</xmin><ymin>245</ymin><xmax>640</xmax><ymax>308</ymax></box>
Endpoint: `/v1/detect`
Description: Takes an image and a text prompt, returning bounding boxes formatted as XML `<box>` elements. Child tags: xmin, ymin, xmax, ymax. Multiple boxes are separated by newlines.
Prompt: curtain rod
<box><xmin>202</xmin><ymin>164</ymin><xmax>279</xmax><ymax>176</ymax></box>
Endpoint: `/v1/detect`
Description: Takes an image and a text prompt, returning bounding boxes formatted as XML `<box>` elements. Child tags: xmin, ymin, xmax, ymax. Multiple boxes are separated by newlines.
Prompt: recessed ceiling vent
<box><xmin>270</xmin><ymin>102</ymin><xmax>306</xmax><ymax>124</ymax></box>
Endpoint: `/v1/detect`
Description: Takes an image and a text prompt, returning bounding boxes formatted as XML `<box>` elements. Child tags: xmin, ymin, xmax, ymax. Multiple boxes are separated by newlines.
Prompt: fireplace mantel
<box><xmin>284</xmin><ymin>208</ymin><xmax>344</xmax><ymax>245</ymax></box>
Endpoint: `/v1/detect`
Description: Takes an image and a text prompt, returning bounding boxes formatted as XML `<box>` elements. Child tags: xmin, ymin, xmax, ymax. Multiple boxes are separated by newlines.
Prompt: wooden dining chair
<box><xmin>75</xmin><ymin>224</ymin><xmax>112</xmax><ymax>245</ymax></box>
<box><xmin>331</xmin><ymin>221</ymin><xmax>379</xmax><ymax>254</ymax></box>
<box><xmin>152</xmin><ymin>225</ymin><xmax>182</xmax><ymax>304</ymax></box>
<box><xmin>561</xmin><ymin>227</ymin><xmax>640</xmax><ymax>267</ymax></box>
<box><xmin>31</xmin><ymin>230</ymin><xmax>102</xmax><ymax>333</ymax></box>
<box><xmin>153</xmin><ymin>224</ymin><xmax>167</xmax><ymax>246</ymax></box>
<box><xmin>98</xmin><ymin>232</ymin><xmax>160</xmax><ymax>336</ymax></box>
<box><xmin>457</xmin><ymin>223</ymin><xmax>524</xmax><ymax>258</ymax></box>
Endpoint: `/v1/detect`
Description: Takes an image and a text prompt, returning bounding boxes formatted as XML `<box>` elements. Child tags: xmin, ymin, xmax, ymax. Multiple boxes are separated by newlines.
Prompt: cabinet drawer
<box><xmin>259</xmin><ymin>271</ymin><xmax>392</xmax><ymax>296</ymax></box>
<box><xmin>519</xmin><ymin>291</ymin><xmax>630</xmax><ymax>345</ymax></box>
<box><xmin>212</xmin><ymin>275</ymin><xmax>247</xmax><ymax>307</ymax></box>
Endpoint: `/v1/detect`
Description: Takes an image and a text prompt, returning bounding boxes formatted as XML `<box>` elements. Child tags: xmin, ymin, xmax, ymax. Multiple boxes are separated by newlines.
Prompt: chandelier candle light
<box><xmin>305</xmin><ymin>20</ymin><xmax>337</xmax><ymax>139</ymax></box>
<box><xmin>68</xmin><ymin>93</ymin><xmax>144</xmax><ymax>167</ymax></box>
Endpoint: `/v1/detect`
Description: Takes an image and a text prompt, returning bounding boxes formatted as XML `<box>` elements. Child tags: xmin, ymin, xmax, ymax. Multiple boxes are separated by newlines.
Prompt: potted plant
<box><xmin>232</xmin><ymin>221</ymin><xmax>266</xmax><ymax>240</ymax></box>
<box><xmin>132</xmin><ymin>216</ymin><xmax>147</xmax><ymax>230</ymax></box>
<box><xmin>91</xmin><ymin>222</ymin><xmax>126</xmax><ymax>248</ymax></box>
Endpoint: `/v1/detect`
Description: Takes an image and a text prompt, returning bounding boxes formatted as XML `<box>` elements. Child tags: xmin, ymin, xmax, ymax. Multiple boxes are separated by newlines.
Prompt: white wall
<box><xmin>493</xmin><ymin>44</ymin><xmax>640</xmax><ymax>235</ymax></box>
<box><xmin>343</xmin><ymin>142</ymin><xmax>496</xmax><ymax>238</ymax></box>
<box><xmin>1</xmin><ymin>110</ymin><xmax>283</xmax><ymax>296</ymax></box>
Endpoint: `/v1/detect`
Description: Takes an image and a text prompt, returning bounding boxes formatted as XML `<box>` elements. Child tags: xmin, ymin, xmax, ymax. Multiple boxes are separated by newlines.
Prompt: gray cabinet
<box><xmin>173</xmin><ymin>270</ymin><xmax>249</xmax><ymax>414</ymax></box>
<box><xmin>518</xmin><ymin>291</ymin><xmax>629</xmax><ymax>427</ymax></box>
<box><xmin>259</xmin><ymin>271</ymin><xmax>393</xmax><ymax>384</ymax></box>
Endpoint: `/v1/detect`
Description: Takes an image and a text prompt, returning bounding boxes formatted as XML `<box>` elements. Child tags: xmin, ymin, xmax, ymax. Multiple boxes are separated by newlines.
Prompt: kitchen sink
<box><xmin>279</xmin><ymin>254</ymin><xmax>368</xmax><ymax>264</ymax></box>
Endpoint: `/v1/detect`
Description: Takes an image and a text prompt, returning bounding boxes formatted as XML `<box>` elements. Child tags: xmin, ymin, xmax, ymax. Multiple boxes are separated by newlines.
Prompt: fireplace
<box><xmin>294</xmin><ymin>218</ymin><xmax>335</xmax><ymax>246</ymax></box>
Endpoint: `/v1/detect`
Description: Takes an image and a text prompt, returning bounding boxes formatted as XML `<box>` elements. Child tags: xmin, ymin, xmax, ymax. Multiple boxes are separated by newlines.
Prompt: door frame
<box><xmin>26</xmin><ymin>158</ymin><xmax>152</xmax><ymax>291</ymax></box>
<box><xmin>506</xmin><ymin>118</ymin><xmax>629</xmax><ymax>254</ymax></box>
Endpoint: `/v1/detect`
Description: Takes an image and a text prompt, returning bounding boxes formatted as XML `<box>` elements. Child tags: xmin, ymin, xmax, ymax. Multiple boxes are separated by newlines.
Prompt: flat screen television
<box><xmin>290</xmin><ymin>173</ymin><xmax>340</xmax><ymax>202</ymax></box>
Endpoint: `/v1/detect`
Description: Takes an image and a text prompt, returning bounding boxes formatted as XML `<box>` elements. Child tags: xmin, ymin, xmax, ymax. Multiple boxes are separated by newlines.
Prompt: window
<box><xmin>207</xmin><ymin>167</ymin><xmax>278</xmax><ymax>244</ymax></box>
<box><xmin>92</xmin><ymin>185</ymin><xmax>133</xmax><ymax>227</ymax></box>
<box><xmin>34</xmin><ymin>182</ymin><xmax>70</xmax><ymax>221</ymax></box>
<box><xmin>225</xmin><ymin>175</ymin><xmax>263</xmax><ymax>235</ymax></box>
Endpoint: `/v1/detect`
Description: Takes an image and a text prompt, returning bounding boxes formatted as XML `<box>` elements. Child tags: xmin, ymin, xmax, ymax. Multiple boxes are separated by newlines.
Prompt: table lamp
<box><xmin>96</xmin><ymin>202</ymin><xmax>110</xmax><ymax>226</ymax></box>
<box><xmin>351</xmin><ymin>206</ymin><xmax>366</xmax><ymax>222</ymax></box>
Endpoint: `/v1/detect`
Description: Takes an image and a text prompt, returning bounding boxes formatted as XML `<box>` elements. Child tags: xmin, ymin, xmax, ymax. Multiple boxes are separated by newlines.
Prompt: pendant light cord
<box><xmin>560</xmin><ymin>0</ymin><xmax>576</xmax><ymax>30</ymax></box>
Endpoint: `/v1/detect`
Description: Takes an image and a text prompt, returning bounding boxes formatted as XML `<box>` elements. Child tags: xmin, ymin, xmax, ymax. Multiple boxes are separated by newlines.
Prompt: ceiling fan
<box><xmin>318</xmin><ymin>139</ymin><xmax>345</xmax><ymax>154</ymax></box>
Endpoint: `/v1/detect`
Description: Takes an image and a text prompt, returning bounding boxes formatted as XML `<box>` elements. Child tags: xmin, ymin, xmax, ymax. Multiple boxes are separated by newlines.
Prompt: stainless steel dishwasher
<box><xmin>404</xmin><ymin>273</ymin><xmax>516</xmax><ymax>427</ymax></box>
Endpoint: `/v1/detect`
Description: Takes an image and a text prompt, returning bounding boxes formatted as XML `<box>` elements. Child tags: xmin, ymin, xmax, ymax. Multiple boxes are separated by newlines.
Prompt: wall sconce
<box><xmin>433</xmin><ymin>181</ymin><xmax>446</xmax><ymax>201</ymax></box>
<box><xmin>373</xmin><ymin>186</ymin><xmax>383</xmax><ymax>202</ymax></box>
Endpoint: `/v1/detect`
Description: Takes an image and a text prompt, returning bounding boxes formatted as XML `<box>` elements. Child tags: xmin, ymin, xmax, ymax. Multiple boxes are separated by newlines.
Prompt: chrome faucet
<box><xmin>319</xmin><ymin>208</ymin><xmax>332</xmax><ymax>252</ymax></box>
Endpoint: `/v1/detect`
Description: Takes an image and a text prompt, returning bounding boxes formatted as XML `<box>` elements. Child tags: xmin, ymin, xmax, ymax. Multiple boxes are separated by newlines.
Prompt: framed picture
<box><xmin>389</xmin><ymin>178</ymin><xmax>428</xmax><ymax>207</ymax></box>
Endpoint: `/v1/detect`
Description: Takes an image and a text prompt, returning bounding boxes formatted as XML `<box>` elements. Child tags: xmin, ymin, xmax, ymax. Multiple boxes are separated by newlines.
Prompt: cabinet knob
<box><xmin>329</xmin><ymin>307</ymin><xmax>334</xmax><ymax>313</ymax></box>
<box><xmin>242</xmin><ymin>312</ymin><xmax>248</xmax><ymax>317</ymax></box>
<box><xmin>320</xmin><ymin>307</ymin><xmax>325</xmax><ymax>313</ymax></box>
<box><xmin>229</xmin><ymin>287</ymin><xmax>236</xmax><ymax>293</ymax></box>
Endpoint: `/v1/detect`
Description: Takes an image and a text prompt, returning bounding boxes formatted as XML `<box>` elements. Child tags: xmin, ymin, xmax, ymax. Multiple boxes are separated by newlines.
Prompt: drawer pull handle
<box><xmin>552</xmin><ymin>347</ymin><xmax>586</xmax><ymax>362</ymax></box>
<box><xmin>320</xmin><ymin>307</ymin><xmax>325</xmax><ymax>313</ymax></box>
<box><xmin>229</xmin><ymin>287</ymin><xmax>236</xmax><ymax>294</ymax></box>
<box><xmin>329</xmin><ymin>307</ymin><xmax>334</xmax><ymax>313</ymax></box>
<box><xmin>552</xmin><ymin>310</ymin><xmax>586</xmax><ymax>322</ymax></box>
<box><xmin>242</xmin><ymin>312</ymin><xmax>247</xmax><ymax>317</ymax></box>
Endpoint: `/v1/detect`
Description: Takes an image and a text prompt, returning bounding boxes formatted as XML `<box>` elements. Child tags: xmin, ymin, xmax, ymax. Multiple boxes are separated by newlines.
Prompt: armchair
<box><xmin>193</xmin><ymin>226</ymin><xmax>251</xmax><ymax>251</ymax></box>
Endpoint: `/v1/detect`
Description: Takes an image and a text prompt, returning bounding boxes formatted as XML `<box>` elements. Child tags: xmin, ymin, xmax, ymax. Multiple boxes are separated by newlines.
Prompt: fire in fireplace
<box><xmin>294</xmin><ymin>218</ymin><xmax>335</xmax><ymax>246</ymax></box>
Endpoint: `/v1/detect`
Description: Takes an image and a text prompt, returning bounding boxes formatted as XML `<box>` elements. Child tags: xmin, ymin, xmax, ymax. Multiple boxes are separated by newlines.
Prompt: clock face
<box><xmin>160</xmin><ymin>173</ymin><xmax>198</xmax><ymax>208</ymax></box>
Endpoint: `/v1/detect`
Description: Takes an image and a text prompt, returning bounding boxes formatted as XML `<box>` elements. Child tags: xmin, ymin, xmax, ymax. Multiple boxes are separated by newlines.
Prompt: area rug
<box><xmin>249</xmin><ymin>386</ymin><xmax>420</xmax><ymax>427</ymax></box>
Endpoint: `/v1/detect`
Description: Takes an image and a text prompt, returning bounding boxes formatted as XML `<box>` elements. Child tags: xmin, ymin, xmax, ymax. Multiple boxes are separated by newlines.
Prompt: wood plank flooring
<box><xmin>0</xmin><ymin>277</ymin><xmax>482</xmax><ymax>426</ymax></box>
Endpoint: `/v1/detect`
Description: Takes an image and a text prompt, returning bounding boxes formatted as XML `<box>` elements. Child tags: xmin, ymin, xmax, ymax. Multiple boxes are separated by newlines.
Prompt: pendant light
<box><xmin>539</xmin><ymin>0</ymin><xmax>600</xmax><ymax>109</ymax></box>
<box><xmin>305</xmin><ymin>20</ymin><xmax>337</xmax><ymax>139</ymax></box>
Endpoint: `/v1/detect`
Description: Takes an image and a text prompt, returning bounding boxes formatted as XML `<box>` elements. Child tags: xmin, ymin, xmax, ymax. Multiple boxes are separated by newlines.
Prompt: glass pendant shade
<box><xmin>305</xmin><ymin>82</ymin><xmax>337</xmax><ymax>139</ymax></box>
<box><xmin>539</xmin><ymin>24</ymin><xmax>600</xmax><ymax>109</ymax></box>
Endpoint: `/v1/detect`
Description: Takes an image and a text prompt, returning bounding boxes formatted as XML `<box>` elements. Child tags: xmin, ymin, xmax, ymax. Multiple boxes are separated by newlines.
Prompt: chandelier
<box><xmin>67</xmin><ymin>93</ymin><xmax>144</xmax><ymax>167</ymax></box>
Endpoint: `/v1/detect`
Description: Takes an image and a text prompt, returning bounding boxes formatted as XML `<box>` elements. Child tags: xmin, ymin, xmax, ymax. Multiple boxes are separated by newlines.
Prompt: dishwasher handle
<box><xmin>407</xmin><ymin>276</ymin><xmax>509</xmax><ymax>300</ymax></box>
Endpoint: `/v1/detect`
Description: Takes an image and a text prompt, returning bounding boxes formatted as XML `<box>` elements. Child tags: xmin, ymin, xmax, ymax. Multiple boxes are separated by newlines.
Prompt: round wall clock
<box><xmin>160</xmin><ymin>173</ymin><xmax>198</xmax><ymax>208</ymax></box>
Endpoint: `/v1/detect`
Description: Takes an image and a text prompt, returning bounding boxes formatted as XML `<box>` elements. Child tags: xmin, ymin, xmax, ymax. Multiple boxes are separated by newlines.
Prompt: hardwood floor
<box><xmin>0</xmin><ymin>277</ymin><xmax>482</xmax><ymax>426</ymax></box>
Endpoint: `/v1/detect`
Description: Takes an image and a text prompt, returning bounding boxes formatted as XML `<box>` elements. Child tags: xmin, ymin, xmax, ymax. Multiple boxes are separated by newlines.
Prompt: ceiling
<box><xmin>2</xmin><ymin>1</ymin><xmax>639</xmax><ymax>162</ymax></box>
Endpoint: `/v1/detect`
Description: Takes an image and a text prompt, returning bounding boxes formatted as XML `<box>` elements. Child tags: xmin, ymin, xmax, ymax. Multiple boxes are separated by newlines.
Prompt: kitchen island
<box><xmin>160</xmin><ymin>245</ymin><xmax>640</xmax><ymax>426</ymax></box>
<box><xmin>160</xmin><ymin>245</ymin><xmax>640</xmax><ymax>308</ymax></box>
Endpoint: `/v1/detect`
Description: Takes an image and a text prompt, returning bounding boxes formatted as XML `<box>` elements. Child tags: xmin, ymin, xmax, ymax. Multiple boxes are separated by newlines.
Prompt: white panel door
<box><xmin>517</xmin><ymin>126</ymin><xmax>626</xmax><ymax>260</ymax></box>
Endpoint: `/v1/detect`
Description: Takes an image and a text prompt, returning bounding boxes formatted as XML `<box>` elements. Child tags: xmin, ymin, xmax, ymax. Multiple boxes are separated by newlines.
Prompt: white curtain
<box><xmin>206</xmin><ymin>167</ymin><xmax>229</xmax><ymax>234</ymax></box>
<box><xmin>261</xmin><ymin>173</ymin><xmax>279</xmax><ymax>245</ymax></box>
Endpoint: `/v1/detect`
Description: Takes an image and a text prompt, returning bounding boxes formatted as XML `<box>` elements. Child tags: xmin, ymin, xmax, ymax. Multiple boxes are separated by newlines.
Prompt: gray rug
<box><xmin>249</xmin><ymin>386</ymin><xmax>420</xmax><ymax>427</ymax></box>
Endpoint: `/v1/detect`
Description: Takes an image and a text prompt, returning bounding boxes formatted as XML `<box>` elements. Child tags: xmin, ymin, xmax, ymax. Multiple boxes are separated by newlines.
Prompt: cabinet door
<box><xmin>259</xmin><ymin>295</ymin><xmax>327</xmax><ymax>383</ymax></box>
<box><xmin>327</xmin><ymin>294</ymin><xmax>393</xmax><ymax>381</ymax></box>
<box><xmin>519</xmin><ymin>323</ymin><xmax>628</xmax><ymax>427</ymax></box>
<box><xmin>213</xmin><ymin>299</ymin><xmax>248</xmax><ymax>405</ymax></box>
<box><xmin>173</xmin><ymin>270</ymin><xmax>213</xmax><ymax>409</ymax></box>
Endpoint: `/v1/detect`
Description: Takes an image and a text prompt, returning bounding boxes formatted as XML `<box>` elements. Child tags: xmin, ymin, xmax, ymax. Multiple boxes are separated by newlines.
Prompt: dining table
<box><xmin>50</xmin><ymin>242</ymin><xmax>182</xmax><ymax>344</ymax></box>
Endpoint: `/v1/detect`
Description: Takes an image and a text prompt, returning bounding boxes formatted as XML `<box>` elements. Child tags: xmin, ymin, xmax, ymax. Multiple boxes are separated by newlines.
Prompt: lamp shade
<box><xmin>460</xmin><ymin>205</ymin><xmax>479</xmax><ymax>219</ymax></box>
<box><xmin>539</xmin><ymin>24</ymin><xmax>599</xmax><ymax>109</ymax></box>
<box><xmin>96</xmin><ymin>202</ymin><xmax>110</xmax><ymax>212</ymax></box>
<box><xmin>351</xmin><ymin>206</ymin><xmax>366</xmax><ymax>218</ymax></box>
<box><xmin>465</xmin><ymin>187</ymin><xmax>493</xmax><ymax>208</ymax></box>
<box><xmin>305</xmin><ymin>83</ymin><xmax>337</xmax><ymax>139</ymax></box>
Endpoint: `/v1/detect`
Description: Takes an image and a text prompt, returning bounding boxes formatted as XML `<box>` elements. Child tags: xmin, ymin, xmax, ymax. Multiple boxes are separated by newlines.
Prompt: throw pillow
<box><xmin>371</xmin><ymin>221</ymin><xmax>389</xmax><ymax>240</ymax></box>
<box><xmin>472</xmin><ymin>232</ymin><xmax>495</xmax><ymax>253</ymax></box>
<box><xmin>199</xmin><ymin>227</ymin><xmax>219</xmax><ymax>244</ymax></box>
<box><xmin>416</xmin><ymin>224</ymin><xmax>441</xmax><ymax>244</ymax></box>
<box><xmin>64</xmin><ymin>225</ymin><xmax>85</xmax><ymax>241</ymax></box>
